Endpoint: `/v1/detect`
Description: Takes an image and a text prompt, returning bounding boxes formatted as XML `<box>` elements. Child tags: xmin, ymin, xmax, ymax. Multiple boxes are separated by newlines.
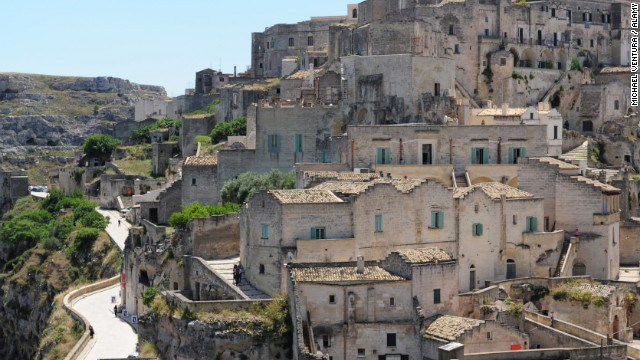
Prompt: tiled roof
<box><xmin>182</xmin><ymin>113</ymin><xmax>211</xmax><ymax>119</ymax></box>
<box><xmin>393</xmin><ymin>248</ymin><xmax>453</xmax><ymax>264</ymax></box>
<box><xmin>425</xmin><ymin>315</ymin><xmax>483</xmax><ymax>341</ymax></box>
<box><xmin>286</xmin><ymin>68</ymin><xmax>324</xmax><ymax>80</ymax></box>
<box><xmin>184</xmin><ymin>155</ymin><xmax>217</xmax><ymax>166</ymax></box>
<box><xmin>453</xmin><ymin>182</ymin><xmax>534</xmax><ymax>199</ymax></box>
<box><xmin>570</xmin><ymin>176</ymin><xmax>621</xmax><ymax>194</ymax></box>
<box><xmin>532</xmin><ymin>157</ymin><xmax>580</xmax><ymax>170</ymax></box>
<box><xmin>270</xmin><ymin>189</ymin><xmax>344</xmax><ymax>204</ymax></box>
<box><xmin>600</xmin><ymin>67</ymin><xmax>630</xmax><ymax>74</ymax></box>
<box><xmin>290</xmin><ymin>266</ymin><xmax>406</xmax><ymax>283</ymax></box>
<box><xmin>312</xmin><ymin>178</ymin><xmax>423</xmax><ymax>194</ymax></box>
<box><xmin>477</xmin><ymin>108</ymin><xmax>528</xmax><ymax>117</ymax></box>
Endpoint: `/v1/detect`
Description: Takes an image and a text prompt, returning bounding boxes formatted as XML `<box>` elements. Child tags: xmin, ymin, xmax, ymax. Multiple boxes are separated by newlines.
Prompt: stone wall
<box><xmin>187</xmin><ymin>213</ymin><xmax>240</xmax><ymax>260</ymax></box>
<box><xmin>464</xmin><ymin>345</ymin><xmax>626</xmax><ymax>360</ymax></box>
<box><xmin>180</xmin><ymin>114</ymin><xmax>214</xmax><ymax>157</ymax></box>
<box><xmin>0</xmin><ymin>170</ymin><xmax>28</xmax><ymax>214</ymax></box>
<box><xmin>181</xmin><ymin>163</ymin><xmax>218</xmax><ymax>206</ymax></box>
<box><xmin>152</xmin><ymin>142</ymin><xmax>174</xmax><ymax>177</ymax></box>
<box><xmin>184</xmin><ymin>256</ymin><xmax>244</xmax><ymax>301</ymax></box>
<box><xmin>620</xmin><ymin>219</ymin><xmax>640</xmax><ymax>265</ymax></box>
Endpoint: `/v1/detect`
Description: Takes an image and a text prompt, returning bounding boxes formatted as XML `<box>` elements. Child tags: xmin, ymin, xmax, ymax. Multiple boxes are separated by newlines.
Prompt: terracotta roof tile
<box><xmin>291</xmin><ymin>266</ymin><xmax>406</xmax><ymax>283</ymax></box>
<box><xmin>312</xmin><ymin>178</ymin><xmax>423</xmax><ymax>194</ymax></box>
<box><xmin>393</xmin><ymin>248</ymin><xmax>453</xmax><ymax>264</ymax></box>
<box><xmin>270</xmin><ymin>189</ymin><xmax>344</xmax><ymax>204</ymax></box>
<box><xmin>570</xmin><ymin>176</ymin><xmax>620</xmax><ymax>194</ymax></box>
<box><xmin>303</xmin><ymin>171</ymin><xmax>377</xmax><ymax>182</ymax></box>
<box><xmin>453</xmin><ymin>182</ymin><xmax>534</xmax><ymax>199</ymax></box>
<box><xmin>600</xmin><ymin>67</ymin><xmax>630</xmax><ymax>74</ymax></box>
<box><xmin>477</xmin><ymin>108</ymin><xmax>528</xmax><ymax>117</ymax></box>
<box><xmin>184</xmin><ymin>155</ymin><xmax>217</xmax><ymax>166</ymax></box>
<box><xmin>425</xmin><ymin>315</ymin><xmax>483</xmax><ymax>341</ymax></box>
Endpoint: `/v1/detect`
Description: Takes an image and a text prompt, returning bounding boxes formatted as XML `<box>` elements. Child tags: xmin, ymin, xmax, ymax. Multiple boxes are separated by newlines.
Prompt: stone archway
<box><xmin>470</xmin><ymin>176</ymin><xmax>494</xmax><ymax>185</ymax></box>
<box><xmin>521</xmin><ymin>48</ymin><xmax>536</xmax><ymax>68</ymax></box>
<box><xmin>507</xmin><ymin>177</ymin><xmax>518</xmax><ymax>187</ymax></box>
<box><xmin>541</xmin><ymin>49</ymin><xmax>555</xmax><ymax>69</ymax></box>
<box><xmin>357</xmin><ymin>108</ymin><xmax>368</xmax><ymax>123</ymax></box>
<box><xmin>613</xmin><ymin>315</ymin><xmax>620</xmax><ymax>340</ymax></box>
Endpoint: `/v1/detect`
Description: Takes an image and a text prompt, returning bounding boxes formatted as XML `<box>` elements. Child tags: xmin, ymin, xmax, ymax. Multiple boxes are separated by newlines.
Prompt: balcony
<box><xmin>593</xmin><ymin>211</ymin><xmax>620</xmax><ymax>225</ymax></box>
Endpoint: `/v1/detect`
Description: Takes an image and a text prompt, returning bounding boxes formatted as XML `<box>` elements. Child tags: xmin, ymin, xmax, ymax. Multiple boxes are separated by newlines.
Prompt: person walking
<box><xmin>232</xmin><ymin>265</ymin><xmax>239</xmax><ymax>286</ymax></box>
<box><xmin>575</xmin><ymin>228</ymin><xmax>579</xmax><ymax>237</ymax></box>
<box><xmin>114</xmin><ymin>305</ymin><xmax>118</xmax><ymax>317</ymax></box>
<box><xmin>237</xmin><ymin>264</ymin><xmax>244</xmax><ymax>286</ymax></box>
<box><xmin>89</xmin><ymin>325</ymin><xmax>95</xmax><ymax>338</ymax></box>
<box><xmin>550</xmin><ymin>312</ymin><xmax>554</xmax><ymax>327</ymax></box>
<box><xmin>118</xmin><ymin>219</ymin><xmax>121</xmax><ymax>226</ymax></box>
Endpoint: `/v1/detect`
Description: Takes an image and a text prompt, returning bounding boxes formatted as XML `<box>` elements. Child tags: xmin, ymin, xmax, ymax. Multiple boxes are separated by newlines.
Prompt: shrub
<box><xmin>529</xmin><ymin>73</ymin><xmax>535</xmax><ymax>79</ymax></box>
<box><xmin>531</xmin><ymin>286</ymin><xmax>550</xmax><ymax>302</ymax></box>
<box><xmin>81</xmin><ymin>134</ymin><xmax>120</xmax><ymax>159</ymax></box>
<box><xmin>510</xmin><ymin>48</ymin><xmax>520</xmax><ymax>66</ymax></box>
<box><xmin>195</xmin><ymin>136</ymin><xmax>212</xmax><ymax>146</ymax></box>
<box><xmin>553</xmin><ymin>291</ymin><xmax>568</xmax><ymax>300</ymax></box>
<box><xmin>143</xmin><ymin>286</ymin><xmax>159</xmax><ymax>307</ymax></box>
<box><xmin>220</xmin><ymin>169</ymin><xmax>296</xmax><ymax>204</ymax></box>
<box><xmin>206</xmin><ymin>98</ymin><xmax>220</xmax><ymax>114</ymax></box>
<box><xmin>210</xmin><ymin>116</ymin><xmax>247</xmax><ymax>144</ymax></box>
<box><xmin>169</xmin><ymin>201</ymin><xmax>240</xmax><ymax>228</ymax></box>
<box><xmin>593</xmin><ymin>296</ymin><xmax>606</xmax><ymax>307</ymax></box>
<box><xmin>570</xmin><ymin>56</ymin><xmax>584</xmax><ymax>72</ymax></box>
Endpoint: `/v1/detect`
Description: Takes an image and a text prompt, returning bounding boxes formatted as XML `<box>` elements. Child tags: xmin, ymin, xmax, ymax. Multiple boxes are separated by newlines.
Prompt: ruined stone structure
<box><xmin>0</xmin><ymin>170</ymin><xmax>28</xmax><ymax>214</ymax></box>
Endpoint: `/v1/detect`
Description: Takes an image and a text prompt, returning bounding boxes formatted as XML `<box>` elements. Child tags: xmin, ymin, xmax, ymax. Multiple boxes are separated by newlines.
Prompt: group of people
<box><xmin>232</xmin><ymin>264</ymin><xmax>244</xmax><ymax>286</ymax></box>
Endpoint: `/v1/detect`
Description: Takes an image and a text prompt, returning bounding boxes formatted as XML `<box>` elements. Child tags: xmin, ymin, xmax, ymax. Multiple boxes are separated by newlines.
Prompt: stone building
<box><xmin>152</xmin><ymin>142</ymin><xmax>175</xmax><ymax>177</ymax></box>
<box><xmin>518</xmin><ymin>157</ymin><xmax>621</xmax><ymax>280</ymax></box>
<box><xmin>181</xmin><ymin>156</ymin><xmax>218</xmax><ymax>207</ymax></box>
<box><xmin>0</xmin><ymin>170</ymin><xmax>28</xmax><ymax>214</ymax></box>
<box><xmin>180</xmin><ymin>113</ymin><xmax>214</xmax><ymax>157</ymax></box>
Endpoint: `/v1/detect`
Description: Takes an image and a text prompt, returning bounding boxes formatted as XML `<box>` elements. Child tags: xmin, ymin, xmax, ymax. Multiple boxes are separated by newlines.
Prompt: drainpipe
<box><xmin>399</xmin><ymin>138</ymin><xmax>403</xmax><ymax>164</ymax></box>
<box><xmin>449</xmin><ymin>138</ymin><xmax>453</xmax><ymax>165</ymax></box>
<box><xmin>343</xmin><ymin>287</ymin><xmax>347</xmax><ymax>360</ymax></box>
<box><xmin>498</xmin><ymin>137</ymin><xmax>502</xmax><ymax>164</ymax></box>
<box><xmin>351</xmin><ymin>140</ymin><xmax>355</xmax><ymax>170</ymax></box>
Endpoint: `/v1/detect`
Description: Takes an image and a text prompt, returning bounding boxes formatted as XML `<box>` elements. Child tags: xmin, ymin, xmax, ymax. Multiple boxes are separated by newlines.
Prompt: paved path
<box><xmin>73</xmin><ymin>284</ymin><xmax>137</xmax><ymax>360</ymax></box>
<box><xmin>206</xmin><ymin>257</ymin><xmax>269</xmax><ymax>299</ymax></box>
<box><xmin>96</xmin><ymin>208</ymin><xmax>130</xmax><ymax>251</ymax></box>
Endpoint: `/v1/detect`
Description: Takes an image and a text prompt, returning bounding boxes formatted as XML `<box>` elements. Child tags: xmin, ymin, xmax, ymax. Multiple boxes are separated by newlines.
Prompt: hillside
<box><xmin>0</xmin><ymin>73</ymin><xmax>166</xmax><ymax>154</ymax></box>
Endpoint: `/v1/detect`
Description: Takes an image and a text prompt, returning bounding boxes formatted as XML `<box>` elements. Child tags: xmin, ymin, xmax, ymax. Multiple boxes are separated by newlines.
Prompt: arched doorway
<box><xmin>582</xmin><ymin>120</ymin><xmax>593</xmax><ymax>132</ymax></box>
<box><xmin>357</xmin><ymin>108</ymin><xmax>368</xmax><ymax>123</ymax></box>
<box><xmin>521</xmin><ymin>48</ymin><xmax>536</xmax><ymax>68</ymax></box>
<box><xmin>506</xmin><ymin>259</ymin><xmax>516</xmax><ymax>279</ymax></box>
<box><xmin>572</xmin><ymin>263</ymin><xmax>586</xmax><ymax>276</ymax></box>
<box><xmin>613</xmin><ymin>315</ymin><xmax>619</xmax><ymax>340</ymax></box>
<box><xmin>470</xmin><ymin>265</ymin><xmax>476</xmax><ymax>291</ymax></box>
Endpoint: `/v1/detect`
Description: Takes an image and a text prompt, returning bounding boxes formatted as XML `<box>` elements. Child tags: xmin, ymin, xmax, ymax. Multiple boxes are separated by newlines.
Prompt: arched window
<box><xmin>352</xmin><ymin>8</ymin><xmax>357</xmax><ymax>18</ymax></box>
<box><xmin>506</xmin><ymin>259</ymin><xmax>516</xmax><ymax>279</ymax></box>
<box><xmin>572</xmin><ymin>263</ymin><xmax>586</xmax><ymax>276</ymax></box>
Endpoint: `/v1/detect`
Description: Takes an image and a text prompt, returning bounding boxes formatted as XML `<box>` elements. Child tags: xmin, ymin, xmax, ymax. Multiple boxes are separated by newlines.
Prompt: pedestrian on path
<box><xmin>118</xmin><ymin>219</ymin><xmax>121</xmax><ymax>226</ymax></box>
<box><xmin>233</xmin><ymin>265</ymin><xmax>239</xmax><ymax>286</ymax></box>
<box><xmin>237</xmin><ymin>264</ymin><xmax>244</xmax><ymax>285</ymax></box>
<box><xmin>550</xmin><ymin>312</ymin><xmax>554</xmax><ymax>327</ymax></box>
<box><xmin>575</xmin><ymin>228</ymin><xmax>579</xmax><ymax>237</ymax></box>
<box><xmin>89</xmin><ymin>325</ymin><xmax>95</xmax><ymax>338</ymax></box>
<box><xmin>114</xmin><ymin>305</ymin><xmax>118</xmax><ymax>317</ymax></box>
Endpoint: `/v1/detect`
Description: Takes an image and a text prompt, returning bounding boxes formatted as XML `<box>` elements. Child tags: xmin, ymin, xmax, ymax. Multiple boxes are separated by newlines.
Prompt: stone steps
<box><xmin>206</xmin><ymin>257</ymin><xmax>269</xmax><ymax>300</ymax></box>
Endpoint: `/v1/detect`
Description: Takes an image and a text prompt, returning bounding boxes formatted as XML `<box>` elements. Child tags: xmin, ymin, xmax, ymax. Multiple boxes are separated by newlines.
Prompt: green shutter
<box><xmin>311</xmin><ymin>227</ymin><xmax>316</xmax><ymax>239</ymax></box>
<box><xmin>261</xmin><ymin>224</ymin><xmax>268</xmax><ymax>238</ymax></box>
<box><xmin>532</xmin><ymin>217</ymin><xmax>538</xmax><ymax>231</ymax></box>
<box><xmin>267</xmin><ymin>135</ymin><xmax>271</xmax><ymax>152</ymax></box>
<box><xmin>526</xmin><ymin>217</ymin><xmax>531</xmax><ymax>232</ymax></box>
<box><xmin>322</xmin><ymin>152</ymin><xmax>328</xmax><ymax>163</ymax></box>
<box><xmin>431</xmin><ymin>211</ymin><xmax>436</xmax><ymax>227</ymax></box>
<box><xmin>375</xmin><ymin>214</ymin><xmax>382</xmax><ymax>232</ymax></box>
<box><xmin>521</xmin><ymin>147</ymin><xmax>526</xmax><ymax>157</ymax></box>
<box><xmin>483</xmin><ymin>147</ymin><xmax>489</xmax><ymax>164</ymax></box>
<box><xmin>294</xmin><ymin>135</ymin><xmax>299</xmax><ymax>152</ymax></box>
<box><xmin>478</xmin><ymin>223</ymin><xmax>483</xmax><ymax>235</ymax></box>
<box><xmin>385</xmin><ymin>147</ymin><xmax>391</xmax><ymax>164</ymax></box>
<box><xmin>434</xmin><ymin>289</ymin><xmax>441</xmax><ymax>304</ymax></box>
<box><xmin>276</xmin><ymin>134</ymin><xmax>281</xmax><ymax>152</ymax></box>
<box><xmin>472</xmin><ymin>224</ymin><xmax>477</xmax><ymax>236</ymax></box>
<box><xmin>438</xmin><ymin>211</ymin><xmax>444</xmax><ymax>228</ymax></box>
<box><xmin>377</xmin><ymin>148</ymin><xmax>382</xmax><ymax>165</ymax></box>
<box><xmin>508</xmin><ymin>148</ymin><xmax>514</xmax><ymax>164</ymax></box>
<box><xmin>472</xmin><ymin>148</ymin><xmax>477</xmax><ymax>164</ymax></box>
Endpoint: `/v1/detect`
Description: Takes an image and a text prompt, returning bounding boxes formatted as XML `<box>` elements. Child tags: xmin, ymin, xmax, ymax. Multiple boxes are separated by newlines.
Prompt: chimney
<box><xmin>234</xmin><ymin>66</ymin><xmax>237</xmax><ymax>77</ymax></box>
<box><xmin>501</xmin><ymin>103</ymin><xmax>508</xmax><ymax>116</ymax></box>
<box><xmin>486</xmin><ymin>100</ymin><xmax>493</xmax><ymax>109</ymax></box>
<box><xmin>357</xmin><ymin>256</ymin><xmax>364</xmax><ymax>274</ymax></box>
<box><xmin>537</xmin><ymin>102</ymin><xmax>544</xmax><ymax>111</ymax></box>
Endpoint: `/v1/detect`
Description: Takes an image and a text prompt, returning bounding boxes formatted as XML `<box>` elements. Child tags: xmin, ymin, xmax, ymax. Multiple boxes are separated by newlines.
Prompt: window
<box><xmin>376</xmin><ymin>147</ymin><xmax>391</xmax><ymax>164</ymax></box>
<box><xmin>261</xmin><ymin>224</ymin><xmax>269</xmax><ymax>239</ymax></box>
<box><xmin>322</xmin><ymin>151</ymin><xmax>329</xmax><ymax>163</ymax></box>
<box><xmin>470</xmin><ymin>265</ymin><xmax>476</xmax><ymax>291</ymax></box>
<box><xmin>294</xmin><ymin>134</ymin><xmax>303</xmax><ymax>152</ymax></box>
<box><xmin>422</xmin><ymin>144</ymin><xmax>433</xmax><ymax>164</ymax></box>
<box><xmin>434</xmin><ymin>83</ymin><xmax>440</xmax><ymax>97</ymax></box>
<box><xmin>352</xmin><ymin>8</ymin><xmax>357</xmax><ymax>18</ymax></box>
<box><xmin>323</xmin><ymin>335</ymin><xmax>331</xmax><ymax>348</ymax></box>
<box><xmin>615</xmin><ymin>100</ymin><xmax>620</xmax><ymax>110</ymax></box>
<box><xmin>266</xmin><ymin>42</ymin><xmax>269</xmax><ymax>49</ymax></box>
<box><xmin>487</xmin><ymin>332</ymin><xmax>493</xmax><ymax>340</ymax></box>
<box><xmin>454</xmin><ymin>44</ymin><xmax>459</xmax><ymax>54</ymax></box>
<box><xmin>311</xmin><ymin>227</ymin><xmax>326</xmax><ymax>239</ymax></box>
<box><xmin>375</xmin><ymin>214</ymin><xmax>383</xmax><ymax>232</ymax></box>
<box><xmin>544</xmin><ymin>217</ymin><xmax>550</xmax><ymax>232</ymax></box>
<box><xmin>387</xmin><ymin>333</ymin><xmax>397</xmax><ymax>347</ymax></box>
<box><xmin>484</xmin><ymin>29</ymin><xmax>490</xmax><ymax>36</ymax></box>
<box><xmin>474</xmin><ymin>204</ymin><xmax>479</xmax><ymax>213</ymax></box>
<box><xmin>191</xmin><ymin>177</ymin><xmax>197</xmax><ymax>186</ymax></box>
<box><xmin>431</xmin><ymin>211</ymin><xmax>444</xmax><ymax>229</ymax></box>
<box><xmin>526</xmin><ymin>216</ymin><xmax>538</xmax><ymax>232</ymax></box>
<box><xmin>357</xmin><ymin>349</ymin><xmax>365</xmax><ymax>357</ymax></box>
<box><xmin>308</xmin><ymin>36</ymin><xmax>314</xmax><ymax>46</ymax></box>
<box><xmin>625</xmin><ymin>155</ymin><xmax>631</xmax><ymax>163</ymax></box>
<box><xmin>472</xmin><ymin>147</ymin><xmax>489</xmax><ymax>164</ymax></box>
<box><xmin>268</xmin><ymin>134</ymin><xmax>280</xmax><ymax>152</ymax></box>
<box><xmin>541</xmin><ymin>5</ymin><xmax>548</xmax><ymax>12</ymax></box>
<box><xmin>288</xmin><ymin>37</ymin><xmax>294</xmax><ymax>46</ymax></box>
<box><xmin>259</xmin><ymin>264</ymin><xmax>265</xmax><ymax>274</ymax></box>
<box><xmin>583</xmin><ymin>12</ymin><xmax>592</xmax><ymax>22</ymax></box>
<box><xmin>506</xmin><ymin>259</ymin><xmax>516</xmax><ymax>279</ymax></box>
<box><xmin>449</xmin><ymin>24</ymin><xmax>455</xmax><ymax>35</ymax></box>
<box><xmin>472</xmin><ymin>223</ymin><xmax>483</xmax><ymax>236</ymax></box>
<box><xmin>485</xmin><ymin>16</ymin><xmax>488</xmax><ymax>22</ymax></box>
<box><xmin>329</xmin><ymin>294</ymin><xmax>336</xmax><ymax>304</ymax></box>
<box><xmin>554</xmin><ymin>126</ymin><xmax>558</xmax><ymax>139</ymax></box>
<box><xmin>582</xmin><ymin>120</ymin><xmax>593</xmax><ymax>132</ymax></box>
<box><xmin>551</xmin><ymin>8</ymin><xmax>555</xmax><ymax>17</ymax></box>
<box><xmin>513</xmin><ymin>215</ymin><xmax>517</xmax><ymax>224</ymax></box>
<box><xmin>500</xmin><ymin>57</ymin><xmax>506</xmax><ymax>65</ymax></box>
<box><xmin>590</xmin><ymin>39</ymin><xmax>594</xmax><ymax>47</ymax></box>
<box><xmin>577</xmin><ymin>38</ymin><xmax>583</xmax><ymax>46</ymax></box>
<box><xmin>389</xmin><ymin>297</ymin><xmax>395</xmax><ymax>306</ymax></box>
<box><xmin>434</xmin><ymin>289</ymin><xmax>441</xmax><ymax>304</ymax></box>
<box><xmin>508</xmin><ymin>147</ymin><xmax>526</xmax><ymax>164</ymax></box>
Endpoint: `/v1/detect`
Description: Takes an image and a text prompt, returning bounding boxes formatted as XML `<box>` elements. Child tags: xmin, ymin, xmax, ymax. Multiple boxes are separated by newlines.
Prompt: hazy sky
<box><xmin>0</xmin><ymin>0</ymin><xmax>351</xmax><ymax>97</ymax></box>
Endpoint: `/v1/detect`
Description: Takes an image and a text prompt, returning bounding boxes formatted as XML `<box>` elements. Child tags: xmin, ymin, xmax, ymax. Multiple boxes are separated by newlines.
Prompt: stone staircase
<box><xmin>554</xmin><ymin>239</ymin><xmax>571</xmax><ymax>277</ymax></box>
<box><xmin>455</xmin><ymin>175</ymin><xmax>468</xmax><ymax>188</ymax></box>
<box><xmin>206</xmin><ymin>257</ymin><xmax>269</xmax><ymax>299</ymax></box>
<box><xmin>559</xmin><ymin>141</ymin><xmax>588</xmax><ymax>164</ymax></box>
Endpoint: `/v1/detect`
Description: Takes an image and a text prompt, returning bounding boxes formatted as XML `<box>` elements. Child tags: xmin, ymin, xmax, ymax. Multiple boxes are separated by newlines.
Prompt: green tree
<box><xmin>169</xmin><ymin>201</ymin><xmax>240</xmax><ymax>228</ymax></box>
<box><xmin>81</xmin><ymin>134</ymin><xmax>120</xmax><ymax>159</ymax></box>
<box><xmin>220</xmin><ymin>169</ymin><xmax>295</xmax><ymax>204</ymax></box>
<box><xmin>570</xmin><ymin>56</ymin><xmax>584</xmax><ymax>72</ymax></box>
<box><xmin>210</xmin><ymin>116</ymin><xmax>247</xmax><ymax>144</ymax></box>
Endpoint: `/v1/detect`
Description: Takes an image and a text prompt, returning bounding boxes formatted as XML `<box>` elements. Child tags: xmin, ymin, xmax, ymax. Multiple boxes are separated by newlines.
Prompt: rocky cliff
<box><xmin>0</xmin><ymin>73</ymin><xmax>166</xmax><ymax>153</ymax></box>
